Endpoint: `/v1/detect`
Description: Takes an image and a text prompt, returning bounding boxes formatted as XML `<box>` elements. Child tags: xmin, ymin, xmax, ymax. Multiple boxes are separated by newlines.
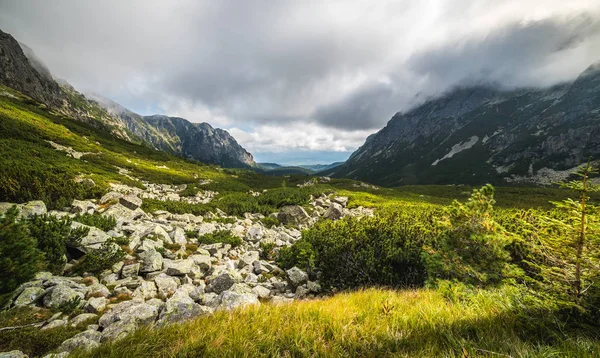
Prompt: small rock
<box><xmin>119</xmin><ymin>194</ymin><xmax>142</xmax><ymax>210</ymax></box>
<box><xmin>286</xmin><ymin>267</ymin><xmax>308</xmax><ymax>287</ymax></box>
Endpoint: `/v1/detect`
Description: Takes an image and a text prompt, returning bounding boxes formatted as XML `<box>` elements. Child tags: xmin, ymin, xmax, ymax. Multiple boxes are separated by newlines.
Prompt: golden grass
<box><xmin>73</xmin><ymin>287</ymin><xmax>600</xmax><ymax>358</ymax></box>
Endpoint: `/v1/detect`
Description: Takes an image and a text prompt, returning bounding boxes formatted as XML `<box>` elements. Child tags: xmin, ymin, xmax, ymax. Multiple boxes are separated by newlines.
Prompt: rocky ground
<box><xmin>0</xmin><ymin>182</ymin><xmax>372</xmax><ymax>358</ymax></box>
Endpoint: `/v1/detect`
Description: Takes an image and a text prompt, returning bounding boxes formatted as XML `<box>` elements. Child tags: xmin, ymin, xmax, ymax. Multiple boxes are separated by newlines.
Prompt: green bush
<box><xmin>424</xmin><ymin>184</ymin><xmax>513</xmax><ymax>286</ymax></box>
<box><xmin>0</xmin><ymin>206</ymin><xmax>45</xmax><ymax>293</ymax></box>
<box><xmin>72</xmin><ymin>241</ymin><xmax>125</xmax><ymax>275</ymax></box>
<box><xmin>279</xmin><ymin>211</ymin><xmax>431</xmax><ymax>289</ymax></box>
<box><xmin>73</xmin><ymin>213</ymin><xmax>117</xmax><ymax>231</ymax></box>
<box><xmin>259</xmin><ymin>216</ymin><xmax>280</xmax><ymax>228</ymax></box>
<box><xmin>198</xmin><ymin>230</ymin><xmax>242</xmax><ymax>247</ymax></box>
<box><xmin>28</xmin><ymin>214</ymin><xmax>89</xmax><ymax>274</ymax></box>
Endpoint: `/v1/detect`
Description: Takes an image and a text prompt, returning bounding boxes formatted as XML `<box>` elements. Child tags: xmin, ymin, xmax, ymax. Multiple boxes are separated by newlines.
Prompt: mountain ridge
<box><xmin>327</xmin><ymin>62</ymin><xmax>600</xmax><ymax>186</ymax></box>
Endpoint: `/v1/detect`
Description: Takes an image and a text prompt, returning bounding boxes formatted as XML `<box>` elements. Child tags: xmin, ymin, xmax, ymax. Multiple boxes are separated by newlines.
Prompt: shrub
<box><xmin>28</xmin><ymin>214</ymin><xmax>89</xmax><ymax>274</ymax></box>
<box><xmin>424</xmin><ymin>184</ymin><xmax>513</xmax><ymax>286</ymax></box>
<box><xmin>259</xmin><ymin>241</ymin><xmax>277</xmax><ymax>260</ymax></box>
<box><xmin>279</xmin><ymin>211</ymin><xmax>431</xmax><ymax>289</ymax></box>
<box><xmin>185</xmin><ymin>230</ymin><xmax>199</xmax><ymax>239</ymax></box>
<box><xmin>0</xmin><ymin>206</ymin><xmax>45</xmax><ymax>293</ymax></box>
<box><xmin>73</xmin><ymin>241</ymin><xmax>125</xmax><ymax>275</ymax></box>
<box><xmin>198</xmin><ymin>230</ymin><xmax>242</xmax><ymax>247</ymax></box>
<box><xmin>73</xmin><ymin>213</ymin><xmax>117</xmax><ymax>231</ymax></box>
<box><xmin>260</xmin><ymin>216</ymin><xmax>280</xmax><ymax>228</ymax></box>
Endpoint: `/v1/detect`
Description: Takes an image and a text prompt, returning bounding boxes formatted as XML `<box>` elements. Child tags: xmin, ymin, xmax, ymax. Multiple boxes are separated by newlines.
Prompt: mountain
<box><xmin>327</xmin><ymin>62</ymin><xmax>600</xmax><ymax>186</ymax></box>
<box><xmin>90</xmin><ymin>95</ymin><xmax>255</xmax><ymax>168</ymax></box>
<box><xmin>298</xmin><ymin>162</ymin><xmax>343</xmax><ymax>173</ymax></box>
<box><xmin>0</xmin><ymin>29</ymin><xmax>255</xmax><ymax>168</ymax></box>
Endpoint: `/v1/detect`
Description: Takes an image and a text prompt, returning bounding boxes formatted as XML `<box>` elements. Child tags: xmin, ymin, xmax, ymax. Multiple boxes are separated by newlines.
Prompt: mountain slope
<box><xmin>328</xmin><ymin>63</ymin><xmax>600</xmax><ymax>186</ymax></box>
<box><xmin>0</xmin><ymin>29</ymin><xmax>255</xmax><ymax>169</ymax></box>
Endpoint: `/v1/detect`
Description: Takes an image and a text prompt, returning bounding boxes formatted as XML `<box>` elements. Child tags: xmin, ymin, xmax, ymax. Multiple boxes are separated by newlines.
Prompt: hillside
<box><xmin>327</xmin><ymin>62</ymin><xmax>600</xmax><ymax>186</ymax></box>
<box><xmin>0</xmin><ymin>29</ymin><xmax>255</xmax><ymax>168</ymax></box>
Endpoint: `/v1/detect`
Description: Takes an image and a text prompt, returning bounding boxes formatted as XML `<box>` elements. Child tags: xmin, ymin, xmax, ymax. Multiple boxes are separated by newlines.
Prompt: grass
<box><xmin>72</xmin><ymin>287</ymin><xmax>600</xmax><ymax>358</ymax></box>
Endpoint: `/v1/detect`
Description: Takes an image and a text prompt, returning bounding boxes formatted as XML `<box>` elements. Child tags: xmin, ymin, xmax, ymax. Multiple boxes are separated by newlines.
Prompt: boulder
<box><xmin>209</xmin><ymin>270</ymin><xmax>241</xmax><ymax>294</ymax></box>
<box><xmin>157</xmin><ymin>291</ymin><xmax>210</xmax><ymax>325</ymax></box>
<box><xmin>13</xmin><ymin>287</ymin><xmax>45</xmax><ymax>307</ymax></box>
<box><xmin>286</xmin><ymin>267</ymin><xmax>308</xmax><ymax>287</ymax></box>
<box><xmin>99</xmin><ymin>191</ymin><xmax>123</xmax><ymax>205</ymax></box>
<box><xmin>238</xmin><ymin>251</ymin><xmax>259</xmax><ymax>268</ymax></box>
<box><xmin>84</xmin><ymin>297</ymin><xmax>107</xmax><ymax>313</ymax></box>
<box><xmin>245</xmin><ymin>224</ymin><xmax>263</xmax><ymax>242</ymax></box>
<box><xmin>86</xmin><ymin>283</ymin><xmax>111</xmax><ymax>298</ymax></box>
<box><xmin>332</xmin><ymin>196</ymin><xmax>349</xmax><ymax>207</ymax></box>
<box><xmin>138</xmin><ymin>249</ymin><xmax>163</xmax><ymax>273</ymax></box>
<box><xmin>58</xmin><ymin>330</ymin><xmax>101</xmax><ymax>353</ymax></box>
<box><xmin>43</xmin><ymin>284</ymin><xmax>84</xmax><ymax>309</ymax></box>
<box><xmin>71</xmin><ymin>200</ymin><xmax>97</xmax><ymax>215</ymax></box>
<box><xmin>121</xmin><ymin>263</ymin><xmax>140</xmax><ymax>279</ymax></box>
<box><xmin>252</xmin><ymin>285</ymin><xmax>271</xmax><ymax>299</ymax></box>
<box><xmin>19</xmin><ymin>200</ymin><xmax>47</xmax><ymax>218</ymax></box>
<box><xmin>132</xmin><ymin>281</ymin><xmax>158</xmax><ymax>300</ymax></box>
<box><xmin>98</xmin><ymin>300</ymin><xmax>159</xmax><ymax>338</ymax></box>
<box><xmin>171</xmin><ymin>227</ymin><xmax>187</xmax><ymax>245</ymax></box>
<box><xmin>70</xmin><ymin>313</ymin><xmax>98</xmax><ymax>327</ymax></box>
<box><xmin>119</xmin><ymin>194</ymin><xmax>142</xmax><ymax>210</ymax></box>
<box><xmin>154</xmin><ymin>274</ymin><xmax>179</xmax><ymax>300</ymax></box>
<box><xmin>218</xmin><ymin>290</ymin><xmax>260</xmax><ymax>310</ymax></box>
<box><xmin>277</xmin><ymin>206</ymin><xmax>310</xmax><ymax>226</ymax></box>
<box><xmin>323</xmin><ymin>202</ymin><xmax>344</xmax><ymax>220</ymax></box>
<box><xmin>164</xmin><ymin>259</ymin><xmax>194</xmax><ymax>276</ymax></box>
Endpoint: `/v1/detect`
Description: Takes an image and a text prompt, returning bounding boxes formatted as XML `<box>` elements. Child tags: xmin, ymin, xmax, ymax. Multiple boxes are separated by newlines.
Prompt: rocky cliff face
<box><xmin>92</xmin><ymin>95</ymin><xmax>256</xmax><ymax>168</ymax></box>
<box><xmin>329</xmin><ymin>62</ymin><xmax>600</xmax><ymax>186</ymax></box>
<box><xmin>0</xmin><ymin>29</ymin><xmax>255</xmax><ymax>169</ymax></box>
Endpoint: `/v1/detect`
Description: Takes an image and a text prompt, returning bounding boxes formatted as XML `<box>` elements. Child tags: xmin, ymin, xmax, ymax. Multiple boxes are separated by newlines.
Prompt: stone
<box><xmin>197</xmin><ymin>222</ymin><xmax>216</xmax><ymax>236</ymax></box>
<box><xmin>209</xmin><ymin>271</ymin><xmax>241</xmax><ymax>294</ymax></box>
<box><xmin>19</xmin><ymin>200</ymin><xmax>47</xmax><ymax>218</ymax></box>
<box><xmin>332</xmin><ymin>196</ymin><xmax>349</xmax><ymax>207</ymax></box>
<box><xmin>43</xmin><ymin>284</ymin><xmax>84</xmax><ymax>309</ymax></box>
<box><xmin>218</xmin><ymin>290</ymin><xmax>260</xmax><ymax>310</ymax></box>
<box><xmin>98</xmin><ymin>300</ymin><xmax>159</xmax><ymax>334</ymax></box>
<box><xmin>86</xmin><ymin>283</ymin><xmax>111</xmax><ymax>298</ymax></box>
<box><xmin>295</xmin><ymin>285</ymin><xmax>310</xmax><ymax>298</ymax></box>
<box><xmin>277</xmin><ymin>206</ymin><xmax>310</xmax><ymax>226</ymax></box>
<box><xmin>119</xmin><ymin>194</ymin><xmax>142</xmax><ymax>210</ymax></box>
<box><xmin>70</xmin><ymin>313</ymin><xmax>98</xmax><ymax>327</ymax></box>
<box><xmin>154</xmin><ymin>274</ymin><xmax>179</xmax><ymax>300</ymax></box>
<box><xmin>71</xmin><ymin>199</ymin><xmax>97</xmax><ymax>214</ymax></box>
<box><xmin>100</xmin><ymin>320</ymin><xmax>138</xmax><ymax>342</ymax></box>
<box><xmin>99</xmin><ymin>191</ymin><xmax>123</xmax><ymax>205</ymax></box>
<box><xmin>307</xmin><ymin>281</ymin><xmax>322</xmax><ymax>293</ymax></box>
<box><xmin>171</xmin><ymin>227</ymin><xmax>187</xmax><ymax>245</ymax></box>
<box><xmin>142</xmin><ymin>224</ymin><xmax>172</xmax><ymax>244</ymax></box>
<box><xmin>41</xmin><ymin>319</ymin><xmax>67</xmax><ymax>330</ymax></box>
<box><xmin>13</xmin><ymin>287</ymin><xmax>45</xmax><ymax>307</ymax></box>
<box><xmin>137</xmin><ymin>238</ymin><xmax>164</xmax><ymax>253</ymax></box>
<box><xmin>164</xmin><ymin>259</ymin><xmax>193</xmax><ymax>276</ymax></box>
<box><xmin>132</xmin><ymin>281</ymin><xmax>157</xmax><ymax>300</ymax></box>
<box><xmin>157</xmin><ymin>291</ymin><xmax>210</xmax><ymax>325</ymax></box>
<box><xmin>323</xmin><ymin>202</ymin><xmax>344</xmax><ymax>220</ymax></box>
<box><xmin>252</xmin><ymin>285</ymin><xmax>271</xmax><ymax>299</ymax></box>
<box><xmin>138</xmin><ymin>249</ymin><xmax>163</xmax><ymax>273</ymax></box>
<box><xmin>238</xmin><ymin>251</ymin><xmax>259</xmax><ymax>268</ymax></box>
<box><xmin>58</xmin><ymin>330</ymin><xmax>101</xmax><ymax>353</ymax></box>
<box><xmin>189</xmin><ymin>254</ymin><xmax>212</xmax><ymax>271</ymax></box>
<box><xmin>286</xmin><ymin>267</ymin><xmax>308</xmax><ymax>287</ymax></box>
<box><xmin>121</xmin><ymin>263</ymin><xmax>140</xmax><ymax>279</ymax></box>
<box><xmin>245</xmin><ymin>224</ymin><xmax>263</xmax><ymax>242</ymax></box>
<box><xmin>84</xmin><ymin>297</ymin><xmax>107</xmax><ymax>313</ymax></box>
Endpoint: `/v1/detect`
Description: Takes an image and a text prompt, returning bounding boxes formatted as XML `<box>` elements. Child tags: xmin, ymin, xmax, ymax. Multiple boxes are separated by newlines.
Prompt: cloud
<box><xmin>1</xmin><ymin>0</ymin><xmax>600</xmax><ymax>161</ymax></box>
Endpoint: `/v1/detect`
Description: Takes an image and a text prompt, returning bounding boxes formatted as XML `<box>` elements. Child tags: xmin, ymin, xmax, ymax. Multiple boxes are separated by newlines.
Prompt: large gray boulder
<box><xmin>164</xmin><ymin>259</ymin><xmax>194</xmax><ymax>276</ymax></box>
<box><xmin>277</xmin><ymin>206</ymin><xmax>310</xmax><ymax>226</ymax></box>
<box><xmin>138</xmin><ymin>249</ymin><xmax>163</xmax><ymax>273</ymax></box>
<box><xmin>209</xmin><ymin>270</ymin><xmax>242</xmax><ymax>294</ymax></box>
<box><xmin>98</xmin><ymin>300</ymin><xmax>159</xmax><ymax>341</ymax></box>
<box><xmin>71</xmin><ymin>199</ymin><xmax>97</xmax><ymax>215</ymax></box>
<box><xmin>286</xmin><ymin>267</ymin><xmax>308</xmax><ymax>287</ymax></box>
<box><xmin>58</xmin><ymin>330</ymin><xmax>101</xmax><ymax>353</ymax></box>
<box><xmin>323</xmin><ymin>202</ymin><xmax>344</xmax><ymax>220</ymax></box>
<box><xmin>245</xmin><ymin>224</ymin><xmax>264</xmax><ymax>242</ymax></box>
<box><xmin>119</xmin><ymin>194</ymin><xmax>142</xmax><ymax>210</ymax></box>
<box><xmin>157</xmin><ymin>291</ymin><xmax>210</xmax><ymax>325</ymax></box>
<box><xmin>43</xmin><ymin>284</ymin><xmax>84</xmax><ymax>309</ymax></box>
<box><xmin>154</xmin><ymin>274</ymin><xmax>179</xmax><ymax>299</ymax></box>
<box><xmin>19</xmin><ymin>200</ymin><xmax>47</xmax><ymax>218</ymax></box>
<box><xmin>13</xmin><ymin>287</ymin><xmax>45</xmax><ymax>307</ymax></box>
<box><xmin>219</xmin><ymin>290</ymin><xmax>260</xmax><ymax>310</ymax></box>
<box><xmin>99</xmin><ymin>191</ymin><xmax>123</xmax><ymax>205</ymax></box>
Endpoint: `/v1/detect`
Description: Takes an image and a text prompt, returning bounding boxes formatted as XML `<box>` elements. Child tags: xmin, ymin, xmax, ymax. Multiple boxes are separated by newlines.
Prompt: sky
<box><xmin>1</xmin><ymin>1</ymin><xmax>600</xmax><ymax>165</ymax></box>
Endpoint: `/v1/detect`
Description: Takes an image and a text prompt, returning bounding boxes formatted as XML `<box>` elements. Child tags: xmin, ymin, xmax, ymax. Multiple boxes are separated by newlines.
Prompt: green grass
<box><xmin>72</xmin><ymin>286</ymin><xmax>600</xmax><ymax>358</ymax></box>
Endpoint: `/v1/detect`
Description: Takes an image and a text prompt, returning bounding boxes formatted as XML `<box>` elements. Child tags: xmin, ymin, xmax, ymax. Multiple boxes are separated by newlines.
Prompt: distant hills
<box><xmin>325</xmin><ymin>61</ymin><xmax>600</xmax><ymax>186</ymax></box>
<box><xmin>0</xmin><ymin>29</ymin><xmax>255</xmax><ymax>169</ymax></box>
<box><xmin>257</xmin><ymin>162</ymin><xmax>343</xmax><ymax>176</ymax></box>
